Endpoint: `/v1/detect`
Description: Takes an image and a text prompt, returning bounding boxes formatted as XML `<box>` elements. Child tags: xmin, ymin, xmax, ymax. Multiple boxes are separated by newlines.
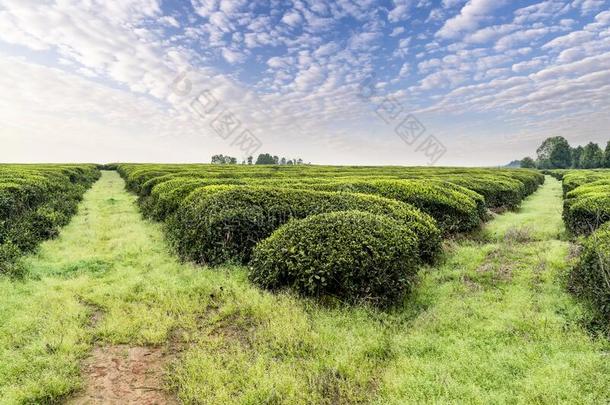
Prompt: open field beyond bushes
<box><xmin>0</xmin><ymin>164</ymin><xmax>609</xmax><ymax>404</ymax></box>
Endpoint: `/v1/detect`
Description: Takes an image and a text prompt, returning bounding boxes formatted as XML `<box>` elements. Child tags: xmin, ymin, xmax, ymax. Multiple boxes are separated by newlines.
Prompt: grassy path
<box><xmin>376</xmin><ymin>176</ymin><xmax>610</xmax><ymax>403</ymax></box>
<box><xmin>0</xmin><ymin>173</ymin><xmax>608</xmax><ymax>404</ymax></box>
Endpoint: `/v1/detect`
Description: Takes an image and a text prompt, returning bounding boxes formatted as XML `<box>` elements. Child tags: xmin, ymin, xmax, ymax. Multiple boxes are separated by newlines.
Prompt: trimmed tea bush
<box><xmin>439</xmin><ymin>175</ymin><xmax>525</xmax><ymax>210</ymax></box>
<box><xmin>564</xmin><ymin>180</ymin><xmax>610</xmax><ymax>234</ymax></box>
<box><xmin>570</xmin><ymin>222</ymin><xmax>610</xmax><ymax>323</ymax></box>
<box><xmin>166</xmin><ymin>186</ymin><xmax>441</xmax><ymax>265</ymax></box>
<box><xmin>0</xmin><ymin>164</ymin><xmax>99</xmax><ymax>276</ymax></box>
<box><xmin>300</xmin><ymin>179</ymin><xmax>482</xmax><ymax>233</ymax></box>
<box><xmin>250</xmin><ymin>210</ymin><xmax>420</xmax><ymax>307</ymax></box>
<box><xmin>141</xmin><ymin>177</ymin><xmax>248</xmax><ymax>220</ymax></box>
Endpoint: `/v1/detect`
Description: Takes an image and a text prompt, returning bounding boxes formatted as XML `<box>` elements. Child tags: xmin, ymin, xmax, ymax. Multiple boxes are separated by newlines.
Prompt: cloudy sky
<box><xmin>1</xmin><ymin>0</ymin><xmax>609</xmax><ymax>165</ymax></box>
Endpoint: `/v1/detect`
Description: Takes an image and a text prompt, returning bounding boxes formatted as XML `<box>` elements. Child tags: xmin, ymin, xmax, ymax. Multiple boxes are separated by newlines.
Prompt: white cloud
<box><xmin>0</xmin><ymin>0</ymin><xmax>609</xmax><ymax>165</ymax></box>
<box><xmin>281</xmin><ymin>10</ymin><xmax>302</xmax><ymax>27</ymax></box>
<box><xmin>572</xmin><ymin>0</ymin><xmax>606</xmax><ymax>15</ymax></box>
<box><xmin>436</xmin><ymin>0</ymin><xmax>506</xmax><ymax>39</ymax></box>
<box><xmin>388</xmin><ymin>0</ymin><xmax>411</xmax><ymax>22</ymax></box>
<box><xmin>390</xmin><ymin>27</ymin><xmax>406</xmax><ymax>36</ymax></box>
<box><xmin>221</xmin><ymin>48</ymin><xmax>246</xmax><ymax>63</ymax></box>
<box><xmin>595</xmin><ymin>10</ymin><xmax>610</xmax><ymax>24</ymax></box>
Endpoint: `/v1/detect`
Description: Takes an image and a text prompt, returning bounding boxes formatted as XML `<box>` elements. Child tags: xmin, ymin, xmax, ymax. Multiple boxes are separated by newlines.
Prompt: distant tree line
<box><xmin>210</xmin><ymin>154</ymin><xmax>237</xmax><ymax>164</ymax></box>
<box><xmin>253</xmin><ymin>153</ymin><xmax>306</xmax><ymax>165</ymax></box>
<box><xmin>211</xmin><ymin>153</ymin><xmax>308</xmax><ymax>165</ymax></box>
<box><xmin>520</xmin><ymin>137</ymin><xmax>610</xmax><ymax>169</ymax></box>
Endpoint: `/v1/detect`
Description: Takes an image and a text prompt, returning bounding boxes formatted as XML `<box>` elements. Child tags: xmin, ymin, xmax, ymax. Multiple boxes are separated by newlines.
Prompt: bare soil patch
<box><xmin>68</xmin><ymin>345</ymin><xmax>177</xmax><ymax>405</ymax></box>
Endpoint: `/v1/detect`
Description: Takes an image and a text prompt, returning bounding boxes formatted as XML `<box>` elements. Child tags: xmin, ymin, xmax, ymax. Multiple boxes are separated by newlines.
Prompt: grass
<box><xmin>483</xmin><ymin>177</ymin><xmax>566</xmax><ymax>241</ymax></box>
<box><xmin>0</xmin><ymin>172</ymin><xmax>609</xmax><ymax>404</ymax></box>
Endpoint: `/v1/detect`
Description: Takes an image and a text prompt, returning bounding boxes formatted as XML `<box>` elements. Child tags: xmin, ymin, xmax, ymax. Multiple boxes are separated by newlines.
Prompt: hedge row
<box><xmin>278</xmin><ymin>179</ymin><xmax>484</xmax><ymax>234</ymax></box>
<box><xmin>561</xmin><ymin>171</ymin><xmax>610</xmax><ymax>235</ymax></box>
<box><xmin>570</xmin><ymin>222</ymin><xmax>610</xmax><ymax>324</ymax></box>
<box><xmin>114</xmin><ymin>164</ymin><xmax>544</xmax><ymax>307</ymax></box>
<box><xmin>166</xmin><ymin>185</ymin><xmax>442</xmax><ymax>265</ymax></box>
<box><xmin>250</xmin><ymin>211</ymin><xmax>420</xmax><ymax>307</ymax></box>
<box><xmin>140</xmin><ymin>177</ymin><xmax>247</xmax><ymax>221</ymax></box>
<box><xmin>117</xmin><ymin>164</ymin><xmax>543</xmax><ymax>214</ymax></box>
<box><xmin>560</xmin><ymin>170</ymin><xmax>610</xmax><ymax>195</ymax></box>
<box><xmin>0</xmin><ymin>165</ymin><xmax>100</xmax><ymax>276</ymax></box>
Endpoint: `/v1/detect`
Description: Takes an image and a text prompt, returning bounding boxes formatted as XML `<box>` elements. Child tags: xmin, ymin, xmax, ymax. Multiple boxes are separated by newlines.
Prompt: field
<box><xmin>1</xmin><ymin>164</ymin><xmax>609</xmax><ymax>404</ymax></box>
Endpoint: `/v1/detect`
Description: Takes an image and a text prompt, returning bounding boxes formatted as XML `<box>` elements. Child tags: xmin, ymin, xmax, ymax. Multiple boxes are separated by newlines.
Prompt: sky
<box><xmin>0</xmin><ymin>0</ymin><xmax>609</xmax><ymax>166</ymax></box>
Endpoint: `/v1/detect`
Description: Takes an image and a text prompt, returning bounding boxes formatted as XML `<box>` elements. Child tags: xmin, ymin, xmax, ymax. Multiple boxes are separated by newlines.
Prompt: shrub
<box><xmin>300</xmin><ymin>179</ymin><xmax>482</xmax><ymax>233</ymax></box>
<box><xmin>0</xmin><ymin>243</ymin><xmax>25</xmax><ymax>278</ymax></box>
<box><xmin>564</xmin><ymin>194</ymin><xmax>610</xmax><ymax>235</ymax></box>
<box><xmin>570</xmin><ymin>222</ymin><xmax>610</xmax><ymax>324</ymax></box>
<box><xmin>0</xmin><ymin>164</ymin><xmax>99</xmax><ymax>276</ymax></box>
<box><xmin>561</xmin><ymin>170</ymin><xmax>610</xmax><ymax>195</ymax></box>
<box><xmin>142</xmin><ymin>177</ymin><xmax>247</xmax><ymax>220</ymax></box>
<box><xmin>564</xmin><ymin>180</ymin><xmax>610</xmax><ymax>234</ymax></box>
<box><xmin>250</xmin><ymin>211</ymin><xmax>420</xmax><ymax>307</ymax></box>
<box><xmin>442</xmin><ymin>175</ymin><xmax>525</xmax><ymax>209</ymax></box>
<box><xmin>166</xmin><ymin>186</ymin><xmax>441</xmax><ymax>265</ymax></box>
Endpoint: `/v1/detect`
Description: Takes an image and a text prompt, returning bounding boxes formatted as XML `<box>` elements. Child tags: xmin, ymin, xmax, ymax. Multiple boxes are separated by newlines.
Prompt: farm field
<box><xmin>0</xmin><ymin>165</ymin><xmax>609</xmax><ymax>404</ymax></box>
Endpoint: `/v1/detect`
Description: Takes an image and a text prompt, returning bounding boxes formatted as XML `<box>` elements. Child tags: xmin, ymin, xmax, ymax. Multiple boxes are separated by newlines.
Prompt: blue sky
<box><xmin>0</xmin><ymin>0</ymin><xmax>609</xmax><ymax>165</ymax></box>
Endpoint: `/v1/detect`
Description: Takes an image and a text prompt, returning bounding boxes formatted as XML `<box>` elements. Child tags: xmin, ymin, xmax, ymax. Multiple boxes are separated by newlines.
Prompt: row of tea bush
<box><xmin>117</xmin><ymin>164</ymin><xmax>543</xmax><ymax>306</ymax></box>
<box><xmin>0</xmin><ymin>164</ymin><xmax>100</xmax><ymax>276</ymax></box>
<box><xmin>548</xmin><ymin>169</ymin><xmax>610</xmax><ymax>324</ymax></box>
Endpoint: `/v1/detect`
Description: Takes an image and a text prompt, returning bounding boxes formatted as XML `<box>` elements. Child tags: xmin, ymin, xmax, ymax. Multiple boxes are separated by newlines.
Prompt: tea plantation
<box><xmin>0</xmin><ymin>164</ymin><xmax>609</xmax><ymax>404</ymax></box>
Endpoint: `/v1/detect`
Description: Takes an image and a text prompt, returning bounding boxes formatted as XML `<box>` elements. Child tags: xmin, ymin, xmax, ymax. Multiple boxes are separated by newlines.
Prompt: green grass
<box><xmin>483</xmin><ymin>176</ymin><xmax>566</xmax><ymax>241</ymax></box>
<box><xmin>0</xmin><ymin>172</ymin><xmax>609</xmax><ymax>404</ymax></box>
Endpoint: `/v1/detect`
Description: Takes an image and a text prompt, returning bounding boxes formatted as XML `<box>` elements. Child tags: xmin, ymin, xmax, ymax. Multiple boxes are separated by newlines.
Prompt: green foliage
<box><xmin>0</xmin><ymin>164</ymin><xmax>100</xmax><ymax>276</ymax></box>
<box><xmin>571</xmin><ymin>222</ymin><xmax>610</xmax><ymax>326</ymax></box>
<box><xmin>255</xmin><ymin>153</ymin><xmax>276</xmax><ymax>165</ymax></box>
<box><xmin>211</xmin><ymin>154</ymin><xmax>237</xmax><ymax>164</ymax></box>
<box><xmin>604</xmin><ymin>141</ymin><xmax>610</xmax><ymax>168</ymax></box>
<box><xmin>301</xmin><ymin>179</ymin><xmax>483</xmax><ymax>233</ymax></box>
<box><xmin>521</xmin><ymin>157</ymin><xmax>536</xmax><ymax>168</ymax></box>
<box><xmin>536</xmin><ymin>136</ymin><xmax>572</xmax><ymax>169</ymax></box>
<box><xmin>3</xmin><ymin>171</ymin><xmax>610</xmax><ymax>404</ymax></box>
<box><xmin>250</xmin><ymin>211</ymin><xmax>420</xmax><ymax>307</ymax></box>
<box><xmin>580</xmin><ymin>142</ymin><xmax>604</xmax><ymax>169</ymax></box>
<box><xmin>142</xmin><ymin>177</ymin><xmax>246</xmax><ymax>220</ymax></box>
<box><xmin>562</xmin><ymin>173</ymin><xmax>610</xmax><ymax>234</ymax></box>
<box><xmin>564</xmin><ymin>190</ymin><xmax>610</xmax><ymax>235</ymax></box>
<box><xmin>115</xmin><ymin>164</ymin><xmax>544</xmax><ymax>269</ymax></box>
<box><xmin>560</xmin><ymin>170</ymin><xmax>610</xmax><ymax>195</ymax></box>
<box><xmin>571</xmin><ymin>146</ymin><xmax>584</xmax><ymax>169</ymax></box>
<box><xmin>0</xmin><ymin>242</ymin><xmax>25</xmax><ymax>278</ymax></box>
<box><xmin>167</xmin><ymin>186</ymin><xmax>441</xmax><ymax>265</ymax></box>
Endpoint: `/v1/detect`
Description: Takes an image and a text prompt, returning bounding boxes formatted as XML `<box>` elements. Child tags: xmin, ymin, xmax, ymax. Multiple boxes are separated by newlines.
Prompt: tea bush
<box><xmin>0</xmin><ymin>164</ymin><xmax>99</xmax><ymax>276</ymax></box>
<box><xmin>250</xmin><ymin>211</ymin><xmax>420</xmax><ymax>307</ymax></box>
<box><xmin>166</xmin><ymin>186</ymin><xmax>441</xmax><ymax>265</ymax></box>
<box><xmin>570</xmin><ymin>222</ymin><xmax>610</xmax><ymax>324</ymax></box>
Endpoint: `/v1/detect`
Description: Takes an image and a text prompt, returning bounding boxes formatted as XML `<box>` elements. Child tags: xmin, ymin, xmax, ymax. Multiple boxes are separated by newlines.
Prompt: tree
<box><xmin>571</xmin><ymin>146</ymin><xmax>584</xmax><ymax>169</ymax></box>
<box><xmin>247</xmin><ymin>156</ymin><xmax>253</xmax><ymax>165</ymax></box>
<box><xmin>280</xmin><ymin>157</ymin><xmax>286</xmax><ymax>165</ymax></box>
<box><xmin>604</xmin><ymin>141</ymin><xmax>610</xmax><ymax>168</ymax></box>
<box><xmin>211</xmin><ymin>154</ymin><xmax>225</xmax><ymax>164</ymax></box>
<box><xmin>536</xmin><ymin>136</ymin><xmax>572</xmax><ymax>169</ymax></box>
<box><xmin>255</xmin><ymin>153</ymin><xmax>275</xmax><ymax>165</ymax></box>
<box><xmin>520</xmin><ymin>157</ymin><xmax>536</xmax><ymax>168</ymax></box>
<box><xmin>297</xmin><ymin>158</ymin><xmax>303</xmax><ymax>165</ymax></box>
<box><xmin>211</xmin><ymin>154</ymin><xmax>237</xmax><ymax>164</ymax></box>
<box><xmin>580</xmin><ymin>142</ymin><xmax>604</xmax><ymax>169</ymax></box>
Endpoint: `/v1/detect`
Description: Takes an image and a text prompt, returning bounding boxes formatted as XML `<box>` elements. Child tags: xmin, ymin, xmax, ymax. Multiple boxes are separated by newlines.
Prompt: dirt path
<box><xmin>58</xmin><ymin>172</ymin><xmax>180</xmax><ymax>404</ymax></box>
<box><xmin>69</xmin><ymin>345</ymin><xmax>177</xmax><ymax>405</ymax></box>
